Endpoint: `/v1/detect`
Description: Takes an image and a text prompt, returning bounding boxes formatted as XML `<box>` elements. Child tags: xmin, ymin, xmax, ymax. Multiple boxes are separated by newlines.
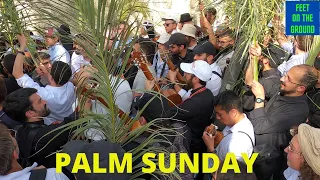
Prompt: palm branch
<box><xmin>1</xmin><ymin>0</ymin><xmax>182</xmax><ymax>178</ymax></box>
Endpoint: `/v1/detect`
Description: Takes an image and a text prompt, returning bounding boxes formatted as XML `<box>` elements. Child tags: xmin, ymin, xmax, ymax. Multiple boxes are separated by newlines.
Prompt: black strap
<box><xmin>30</xmin><ymin>168</ymin><xmax>47</xmax><ymax>180</ymax></box>
<box><xmin>212</xmin><ymin>71</ymin><xmax>222</xmax><ymax>79</ymax></box>
<box><xmin>238</xmin><ymin>131</ymin><xmax>255</xmax><ymax>148</ymax></box>
<box><xmin>159</xmin><ymin>61</ymin><xmax>167</xmax><ymax>78</ymax></box>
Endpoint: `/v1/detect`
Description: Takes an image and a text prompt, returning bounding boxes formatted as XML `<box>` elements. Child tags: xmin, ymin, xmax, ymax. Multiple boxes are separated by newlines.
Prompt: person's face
<box><xmin>280</xmin><ymin>67</ymin><xmax>306</xmax><ymax>95</ymax></box>
<box><xmin>140</xmin><ymin>27</ymin><xmax>147</xmax><ymax>35</ymax></box>
<box><xmin>284</xmin><ymin>135</ymin><xmax>304</xmax><ymax>171</ymax></box>
<box><xmin>133</xmin><ymin>43</ymin><xmax>141</xmax><ymax>52</ymax></box>
<box><xmin>118</xmin><ymin>24</ymin><xmax>126</xmax><ymax>35</ymax></box>
<box><xmin>45</xmin><ymin>36</ymin><xmax>58</xmax><ymax>47</ymax></box>
<box><xmin>163</xmin><ymin>20</ymin><xmax>177</xmax><ymax>34</ymax></box>
<box><xmin>40</xmin><ymin>58</ymin><xmax>52</xmax><ymax>72</ymax></box>
<box><xmin>205</xmin><ymin>12</ymin><xmax>215</xmax><ymax>24</ymax></box>
<box><xmin>27</xmin><ymin>93</ymin><xmax>51</xmax><ymax>119</ymax></box>
<box><xmin>169</xmin><ymin>44</ymin><xmax>183</xmax><ymax>55</ymax></box>
<box><xmin>157</xmin><ymin>43</ymin><xmax>167</xmax><ymax>52</ymax></box>
<box><xmin>194</xmin><ymin>53</ymin><xmax>208</xmax><ymax>61</ymax></box>
<box><xmin>215</xmin><ymin>105</ymin><xmax>235</xmax><ymax>126</ymax></box>
<box><xmin>184</xmin><ymin>73</ymin><xmax>194</xmax><ymax>90</ymax></box>
<box><xmin>218</xmin><ymin>36</ymin><xmax>234</xmax><ymax>50</ymax></box>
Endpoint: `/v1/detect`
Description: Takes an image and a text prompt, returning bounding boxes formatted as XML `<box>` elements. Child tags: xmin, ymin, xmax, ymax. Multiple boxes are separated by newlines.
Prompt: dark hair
<box><xmin>34</xmin><ymin>52</ymin><xmax>50</xmax><ymax>60</ymax></box>
<box><xmin>0</xmin><ymin>77</ymin><xmax>7</xmax><ymax>103</ymax></box>
<box><xmin>0</xmin><ymin>123</ymin><xmax>15</xmax><ymax>175</ymax></box>
<box><xmin>216</xmin><ymin>160</ymin><xmax>257</xmax><ymax>180</ymax></box>
<box><xmin>215</xmin><ymin>90</ymin><xmax>243</xmax><ymax>113</ymax></box>
<box><xmin>138</xmin><ymin>38</ymin><xmax>156</xmax><ymax>64</ymax></box>
<box><xmin>299</xmin><ymin>161</ymin><xmax>320</xmax><ymax>180</ymax></box>
<box><xmin>50</xmin><ymin>61</ymin><xmax>72</xmax><ymax>85</ymax></box>
<box><xmin>297</xmin><ymin>64</ymin><xmax>318</xmax><ymax>91</ymax></box>
<box><xmin>3</xmin><ymin>88</ymin><xmax>37</xmax><ymax>122</ymax></box>
<box><xmin>2</xmin><ymin>54</ymin><xmax>16</xmax><ymax>74</ymax></box>
<box><xmin>205</xmin><ymin>7</ymin><xmax>217</xmax><ymax>16</ymax></box>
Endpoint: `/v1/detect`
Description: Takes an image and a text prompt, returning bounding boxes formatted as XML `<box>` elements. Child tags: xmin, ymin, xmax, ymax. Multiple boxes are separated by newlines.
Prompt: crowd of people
<box><xmin>0</xmin><ymin>3</ymin><xmax>320</xmax><ymax>180</ymax></box>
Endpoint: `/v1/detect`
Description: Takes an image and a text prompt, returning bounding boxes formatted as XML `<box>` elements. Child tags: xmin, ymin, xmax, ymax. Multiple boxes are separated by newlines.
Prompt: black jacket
<box><xmin>248</xmin><ymin>94</ymin><xmax>309</xmax><ymax>150</ymax></box>
<box><xmin>172</xmin><ymin>49</ymin><xmax>194</xmax><ymax>75</ymax></box>
<box><xmin>165</xmin><ymin>87</ymin><xmax>215</xmax><ymax>151</ymax></box>
<box><xmin>307</xmin><ymin>88</ymin><xmax>320</xmax><ymax>128</ymax></box>
<box><xmin>16</xmin><ymin>113</ymin><xmax>77</xmax><ymax>168</ymax></box>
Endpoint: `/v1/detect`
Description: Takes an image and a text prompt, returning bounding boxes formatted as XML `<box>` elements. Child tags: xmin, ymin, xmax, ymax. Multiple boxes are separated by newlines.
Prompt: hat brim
<box><xmin>179</xmin><ymin>17</ymin><xmax>193</xmax><ymax>23</ymax></box>
<box><xmin>180</xmin><ymin>63</ymin><xmax>194</xmax><ymax>74</ymax></box>
<box><xmin>180</xmin><ymin>32</ymin><xmax>195</xmax><ymax>39</ymax></box>
<box><xmin>162</xmin><ymin>18</ymin><xmax>176</xmax><ymax>22</ymax></box>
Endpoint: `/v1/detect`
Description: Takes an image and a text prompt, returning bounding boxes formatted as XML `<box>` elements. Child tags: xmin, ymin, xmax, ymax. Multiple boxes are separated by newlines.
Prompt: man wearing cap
<box><xmin>179</xmin><ymin>24</ymin><xmax>197</xmax><ymax>50</ymax></box>
<box><xmin>179</xmin><ymin>13</ymin><xmax>204</xmax><ymax>40</ymax></box>
<box><xmin>158</xmin><ymin>60</ymin><xmax>215</xmax><ymax>179</ymax></box>
<box><xmin>165</xmin><ymin>33</ymin><xmax>194</xmax><ymax>75</ymax></box>
<box><xmin>168</xmin><ymin>41</ymin><xmax>221</xmax><ymax>98</ymax></box>
<box><xmin>162</xmin><ymin>16</ymin><xmax>178</xmax><ymax>35</ymax></box>
<box><xmin>152</xmin><ymin>33</ymin><xmax>170</xmax><ymax>79</ymax></box>
<box><xmin>243</xmin><ymin>43</ymin><xmax>287</xmax><ymax>111</ymax></box>
<box><xmin>45</xmin><ymin>27</ymin><xmax>71</xmax><ymax>64</ymax></box>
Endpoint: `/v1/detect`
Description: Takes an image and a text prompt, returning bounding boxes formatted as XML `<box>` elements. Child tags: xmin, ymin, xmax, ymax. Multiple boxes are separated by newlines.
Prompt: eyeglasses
<box><xmin>163</xmin><ymin>23</ymin><xmax>174</xmax><ymax>27</ymax></box>
<box><xmin>287</xmin><ymin>141</ymin><xmax>301</xmax><ymax>155</ymax></box>
<box><xmin>8</xmin><ymin>129</ymin><xmax>17</xmax><ymax>139</ymax></box>
<box><xmin>282</xmin><ymin>71</ymin><xmax>305</xmax><ymax>87</ymax></box>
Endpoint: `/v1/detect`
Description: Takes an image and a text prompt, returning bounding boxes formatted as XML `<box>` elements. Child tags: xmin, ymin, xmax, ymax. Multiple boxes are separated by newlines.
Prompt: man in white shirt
<box><xmin>162</xmin><ymin>16</ymin><xmax>178</xmax><ymax>35</ymax></box>
<box><xmin>45</xmin><ymin>27</ymin><xmax>71</xmax><ymax>64</ymax></box>
<box><xmin>168</xmin><ymin>41</ymin><xmax>221</xmax><ymax>99</ymax></box>
<box><xmin>13</xmin><ymin>34</ymin><xmax>76</xmax><ymax>125</ymax></box>
<box><xmin>277</xmin><ymin>35</ymin><xmax>313</xmax><ymax>75</ymax></box>
<box><xmin>202</xmin><ymin>90</ymin><xmax>255</xmax><ymax>161</ymax></box>
<box><xmin>0</xmin><ymin>123</ymin><xmax>69</xmax><ymax>180</ymax></box>
<box><xmin>71</xmin><ymin>34</ymin><xmax>92</xmax><ymax>74</ymax></box>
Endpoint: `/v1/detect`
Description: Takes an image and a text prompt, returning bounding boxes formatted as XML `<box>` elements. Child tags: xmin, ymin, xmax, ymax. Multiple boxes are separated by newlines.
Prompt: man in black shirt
<box><xmin>164</xmin><ymin>33</ymin><xmax>194</xmax><ymax>75</ymax></box>
<box><xmin>3</xmin><ymin>88</ymin><xmax>90</xmax><ymax>169</ymax></box>
<box><xmin>248</xmin><ymin>64</ymin><xmax>318</xmax><ymax>180</ymax></box>
<box><xmin>156</xmin><ymin>60</ymin><xmax>214</xmax><ymax>180</ymax></box>
<box><xmin>307</xmin><ymin>58</ymin><xmax>320</xmax><ymax>128</ymax></box>
<box><xmin>2</xmin><ymin>54</ymin><xmax>21</xmax><ymax>94</ymax></box>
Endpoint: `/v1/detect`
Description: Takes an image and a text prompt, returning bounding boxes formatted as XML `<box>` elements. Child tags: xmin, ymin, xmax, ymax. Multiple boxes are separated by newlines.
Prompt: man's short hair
<box><xmin>0</xmin><ymin>123</ymin><xmax>15</xmax><ymax>175</ymax></box>
<box><xmin>297</xmin><ymin>64</ymin><xmax>318</xmax><ymax>91</ymax></box>
<box><xmin>3</xmin><ymin>88</ymin><xmax>37</xmax><ymax>122</ymax></box>
<box><xmin>296</xmin><ymin>35</ymin><xmax>313</xmax><ymax>52</ymax></box>
<box><xmin>34</xmin><ymin>52</ymin><xmax>50</xmax><ymax>60</ymax></box>
<box><xmin>2</xmin><ymin>54</ymin><xmax>16</xmax><ymax>74</ymax></box>
<box><xmin>138</xmin><ymin>38</ymin><xmax>156</xmax><ymax>64</ymax></box>
<box><xmin>215</xmin><ymin>90</ymin><xmax>243</xmax><ymax>113</ymax></box>
<box><xmin>50</xmin><ymin>61</ymin><xmax>72</xmax><ymax>85</ymax></box>
<box><xmin>205</xmin><ymin>7</ymin><xmax>217</xmax><ymax>16</ymax></box>
<box><xmin>0</xmin><ymin>77</ymin><xmax>7</xmax><ymax>103</ymax></box>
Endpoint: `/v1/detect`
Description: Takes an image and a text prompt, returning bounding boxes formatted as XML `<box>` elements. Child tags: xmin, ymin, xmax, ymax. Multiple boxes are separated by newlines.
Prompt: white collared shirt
<box><xmin>0</xmin><ymin>163</ymin><xmax>69</xmax><ymax>180</ymax></box>
<box><xmin>49</xmin><ymin>43</ymin><xmax>71</xmax><ymax>64</ymax></box>
<box><xmin>16</xmin><ymin>74</ymin><xmax>76</xmax><ymax>125</ymax></box>
<box><xmin>215</xmin><ymin>114</ymin><xmax>255</xmax><ymax>161</ymax></box>
<box><xmin>71</xmin><ymin>52</ymin><xmax>91</xmax><ymax>74</ymax></box>
<box><xmin>178</xmin><ymin>62</ymin><xmax>222</xmax><ymax>100</ymax></box>
<box><xmin>277</xmin><ymin>53</ymin><xmax>308</xmax><ymax>76</ymax></box>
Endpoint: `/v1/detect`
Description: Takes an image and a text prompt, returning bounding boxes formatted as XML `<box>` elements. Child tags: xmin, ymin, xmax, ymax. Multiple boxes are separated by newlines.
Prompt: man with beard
<box><xmin>148</xmin><ymin>60</ymin><xmax>214</xmax><ymax>180</ymax></box>
<box><xmin>3</xmin><ymin>88</ymin><xmax>89</xmax><ymax>172</ymax></box>
<box><xmin>247</xmin><ymin>64</ymin><xmax>318</xmax><ymax>180</ymax></box>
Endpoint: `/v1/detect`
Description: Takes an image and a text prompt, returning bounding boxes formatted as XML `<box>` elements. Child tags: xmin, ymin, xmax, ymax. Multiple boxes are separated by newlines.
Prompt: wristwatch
<box><xmin>255</xmin><ymin>98</ymin><xmax>265</xmax><ymax>103</ymax></box>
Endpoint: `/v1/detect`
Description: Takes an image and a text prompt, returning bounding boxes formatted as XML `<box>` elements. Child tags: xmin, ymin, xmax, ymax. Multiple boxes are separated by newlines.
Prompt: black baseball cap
<box><xmin>164</xmin><ymin>33</ymin><xmax>187</xmax><ymax>48</ymax></box>
<box><xmin>193</xmin><ymin>41</ymin><xmax>216</xmax><ymax>56</ymax></box>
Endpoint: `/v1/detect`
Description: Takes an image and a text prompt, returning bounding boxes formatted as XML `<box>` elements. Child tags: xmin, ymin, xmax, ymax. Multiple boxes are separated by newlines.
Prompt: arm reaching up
<box><xmin>12</xmin><ymin>34</ymin><xmax>27</xmax><ymax>79</ymax></box>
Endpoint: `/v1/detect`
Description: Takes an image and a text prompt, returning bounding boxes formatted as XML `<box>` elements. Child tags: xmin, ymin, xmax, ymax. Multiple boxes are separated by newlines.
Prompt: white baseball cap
<box><xmin>157</xmin><ymin>33</ymin><xmax>171</xmax><ymax>44</ymax></box>
<box><xmin>179</xmin><ymin>24</ymin><xmax>196</xmax><ymax>38</ymax></box>
<box><xmin>180</xmin><ymin>60</ymin><xmax>212</xmax><ymax>82</ymax></box>
<box><xmin>161</xmin><ymin>15</ymin><xmax>178</xmax><ymax>23</ymax></box>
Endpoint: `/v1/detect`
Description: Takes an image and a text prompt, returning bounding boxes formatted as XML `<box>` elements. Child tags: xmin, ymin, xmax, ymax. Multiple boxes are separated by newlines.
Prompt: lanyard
<box><xmin>180</xmin><ymin>86</ymin><xmax>207</xmax><ymax>104</ymax></box>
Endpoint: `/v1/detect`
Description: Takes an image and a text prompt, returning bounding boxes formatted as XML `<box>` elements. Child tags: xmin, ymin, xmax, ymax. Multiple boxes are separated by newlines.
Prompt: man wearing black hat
<box><xmin>168</xmin><ymin>41</ymin><xmax>221</xmax><ymax>98</ymax></box>
<box><xmin>179</xmin><ymin>13</ymin><xmax>204</xmax><ymax>39</ymax></box>
<box><xmin>165</xmin><ymin>33</ymin><xmax>194</xmax><ymax>75</ymax></box>
<box><xmin>243</xmin><ymin>43</ymin><xmax>287</xmax><ymax>111</ymax></box>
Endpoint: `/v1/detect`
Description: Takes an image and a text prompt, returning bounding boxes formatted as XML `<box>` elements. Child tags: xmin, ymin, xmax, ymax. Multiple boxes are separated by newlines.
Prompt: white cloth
<box><xmin>0</xmin><ymin>162</ymin><xmax>69</xmax><ymax>180</ymax></box>
<box><xmin>281</xmin><ymin>42</ymin><xmax>294</xmax><ymax>54</ymax></box>
<box><xmin>215</xmin><ymin>114</ymin><xmax>255</xmax><ymax>161</ymax></box>
<box><xmin>132</xmin><ymin>66</ymin><xmax>156</xmax><ymax>91</ymax></box>
<box><xmin>283</xmin><ymin>167</ymin><xmax>300</xmax><ymax>180</ymax></box>
<box><xmin>277</xmin><ymin>53</ymin><xmax>308</xmax><ymax>75</ymax></box>
<box><xmin>216</xmin><ymin>50</ymin><xmax>234</xmax><ymax>71</ymax></box>
<box><xmin>178</xmin><ymin>62</ymin><xmax>222</xmax><ymax>100</ymax></box>
<box><xmin>85</xmin><ymin>76</ymin><xmax>133</xmax><ymax>141</ymax></box>
<box><xmin>71</xmin><ymin>52</ymin><xmax>90</xmax><ymax>74</ymax></box>
<box><xmin>16</xmin><ymin>74</ymin><xmax>76</xmax><ymax>125</ymax></box>
<box><xmin>49</xmin><ymin>43</ymin><xmax>71</xmax><ymax>64</ymax></box>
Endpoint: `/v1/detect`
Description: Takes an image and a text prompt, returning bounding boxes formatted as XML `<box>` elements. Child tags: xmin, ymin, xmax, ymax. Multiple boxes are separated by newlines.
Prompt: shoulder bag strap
<box><xmin>212</xmin><ymin>71</ymin><xmax>222</xmax><ymax>79</ymax></box>
<box><xmin>30</xmin><ymin>168</ymin><xmax>47</xmax><ymax>180</ymax></box>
